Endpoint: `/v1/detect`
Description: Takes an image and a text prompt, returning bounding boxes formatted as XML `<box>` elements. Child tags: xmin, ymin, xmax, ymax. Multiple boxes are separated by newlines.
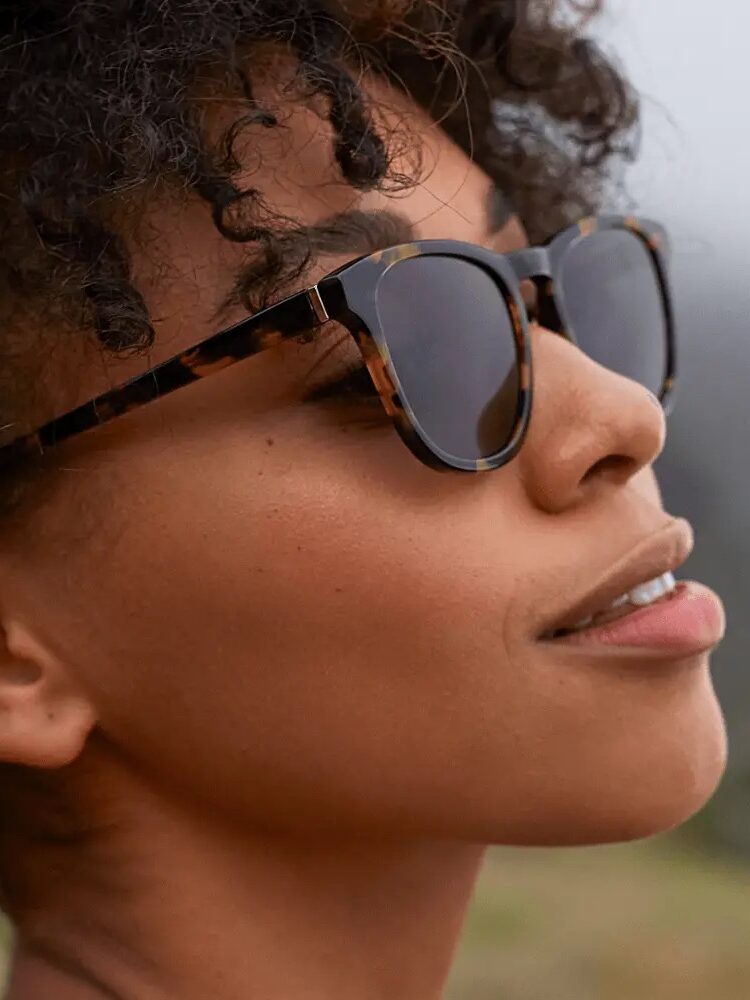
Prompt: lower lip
<box><xmin>544</xmin><ymin>582</ymin><xmax>725</xmax><ymax>655</ymax></box>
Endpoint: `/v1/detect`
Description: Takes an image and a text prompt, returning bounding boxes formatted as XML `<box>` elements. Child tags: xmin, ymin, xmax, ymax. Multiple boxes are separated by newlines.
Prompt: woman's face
<box><xmin>7</xmin><ymin>63</ymin><xmax>727</xmax><ymax>846</ymax></box>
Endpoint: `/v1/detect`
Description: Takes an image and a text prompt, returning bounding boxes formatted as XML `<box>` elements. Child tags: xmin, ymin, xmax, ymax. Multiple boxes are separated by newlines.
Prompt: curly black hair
<box><xmin>0</xmin><ymin>0</ymin><xmax>638</xmax><ymax>527</ymax></box>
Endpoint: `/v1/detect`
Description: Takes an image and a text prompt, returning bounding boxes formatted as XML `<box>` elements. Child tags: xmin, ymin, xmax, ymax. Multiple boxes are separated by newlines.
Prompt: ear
<box><xmin>0</xmin><ymin>616</ymin><xmax>97</xmax><ymax>768</ymax></box>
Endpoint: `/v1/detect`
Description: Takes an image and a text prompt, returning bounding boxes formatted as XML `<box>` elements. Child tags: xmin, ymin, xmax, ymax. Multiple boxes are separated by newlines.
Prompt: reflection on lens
<box><xmin>375</xmin><ymin>255</ymin><xmax>520</xmax><ymax>462</ymax></box>
<box><xmin>559</xmin><ymin>228</ymin><xmax>668</xmax><ymax>396</ymax></box>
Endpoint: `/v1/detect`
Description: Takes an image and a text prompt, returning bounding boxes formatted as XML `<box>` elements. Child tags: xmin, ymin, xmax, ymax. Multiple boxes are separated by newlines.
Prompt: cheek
<box><xmin>47</xmin><ymin>407</ymin><xmax>725</xmax><ymax>845</ymax></box>
<box><xmin>51</xmin><ymin>406</ymin><xmax>531</xmax><ymax>829</ymax></box>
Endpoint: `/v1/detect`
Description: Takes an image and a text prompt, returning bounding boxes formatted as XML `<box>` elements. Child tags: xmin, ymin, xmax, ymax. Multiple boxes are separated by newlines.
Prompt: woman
<box><xmin>0</xmin><ymin>1</ymin><xmax>727</xmax><ymax>998</ymax></box>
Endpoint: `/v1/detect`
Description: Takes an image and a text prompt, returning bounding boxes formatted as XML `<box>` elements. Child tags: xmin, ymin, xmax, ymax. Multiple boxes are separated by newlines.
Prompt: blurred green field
<box><xmin>3</xmin><ymin>834</ymin><xmax>750</xmax><ymax>998</ymax></box>
<box><xmin>447</xmin><ymin>835</ymin><xmax>750</xmax><ymax>1000</ymax></box>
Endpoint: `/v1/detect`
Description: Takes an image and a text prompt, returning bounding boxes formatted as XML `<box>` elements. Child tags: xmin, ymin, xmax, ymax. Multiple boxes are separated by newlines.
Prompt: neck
<box><xmin>5</xmin><ymin>762</ymin><xmax>484</xmax><ymax>1000</ymax></box>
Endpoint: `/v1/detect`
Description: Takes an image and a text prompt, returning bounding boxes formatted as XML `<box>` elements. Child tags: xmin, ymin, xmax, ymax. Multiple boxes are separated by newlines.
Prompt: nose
<box><xmin>518</xmin><ymin>323</ymin><xmax>667</xmax><ymax>514</ymax></box>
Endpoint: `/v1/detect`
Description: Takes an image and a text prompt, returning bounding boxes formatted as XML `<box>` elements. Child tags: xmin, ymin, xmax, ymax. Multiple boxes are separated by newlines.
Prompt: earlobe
<box><xmin>0</xmin><ymin>618</ymin><xmax>97</xmax><ymax>769</ymax></box>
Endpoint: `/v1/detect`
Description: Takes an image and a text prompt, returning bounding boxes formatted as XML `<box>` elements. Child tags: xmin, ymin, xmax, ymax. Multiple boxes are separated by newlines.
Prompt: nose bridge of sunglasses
<box><xmin>501</xmin><ymin>247</ymin><xmax>551</xmax><ymax>322</ymax></box>
<box><xmin>505</xmin><ymin>246</ymin><xmax>551</xmax><ymax>282</ymax></box>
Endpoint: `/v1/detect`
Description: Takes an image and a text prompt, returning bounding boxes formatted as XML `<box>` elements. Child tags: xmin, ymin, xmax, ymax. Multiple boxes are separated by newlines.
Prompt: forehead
<box><xmin>109</xmin><ymin>55</ymin><xmax>527</xmax><ymax>383</ymax></box>
<box><xmin>216</xmin><ymin>54</ymin><xmax>507</xmax><ymax>241</ymax></box>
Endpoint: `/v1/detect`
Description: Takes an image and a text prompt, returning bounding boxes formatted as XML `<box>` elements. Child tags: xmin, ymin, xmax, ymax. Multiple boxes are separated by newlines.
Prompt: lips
<box><xmin>544</xmin><ymin>571</ymin><xmax>677</xmax><ymax>639</ymax></box>
<box><xmin>536</xmin><ymin>519</ymin><xmax>694</xmax><ymax>641</ymax></box>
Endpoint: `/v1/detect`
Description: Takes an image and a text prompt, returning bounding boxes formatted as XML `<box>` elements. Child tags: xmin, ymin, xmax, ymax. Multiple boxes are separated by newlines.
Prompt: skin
<box><xmin>0</xmin><ymin>53</ymin><xmax>727</xmax><ymax>1000</ymax></box>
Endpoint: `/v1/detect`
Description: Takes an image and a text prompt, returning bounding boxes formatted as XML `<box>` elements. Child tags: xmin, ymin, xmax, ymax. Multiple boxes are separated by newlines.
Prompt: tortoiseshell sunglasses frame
<box><xmin>0</xmin><ymin>214</ymin><xmax>675</xmax><ymax>476</ymax></box>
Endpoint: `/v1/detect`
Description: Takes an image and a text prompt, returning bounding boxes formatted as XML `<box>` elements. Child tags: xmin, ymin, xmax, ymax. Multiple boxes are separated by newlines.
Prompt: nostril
<box><xmin>581</xmin><ymin>453</ymin><xmax>637</xmax><ymax>485</ymax></box>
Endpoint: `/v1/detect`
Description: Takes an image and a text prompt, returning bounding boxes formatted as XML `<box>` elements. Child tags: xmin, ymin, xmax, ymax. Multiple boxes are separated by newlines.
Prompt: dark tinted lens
<box><xmin>560</xmin><ymin>229</ymin><xmax>668</xmax><ymax>396</ymax></box>
<box><xmin>375</xmin><ymin>256</ymin><xmax>520</xmax><ymax>462</ymax></box>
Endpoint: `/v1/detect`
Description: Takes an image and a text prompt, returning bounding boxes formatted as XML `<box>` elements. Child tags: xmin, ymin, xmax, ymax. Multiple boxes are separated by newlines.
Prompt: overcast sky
<box><xmin>597</xmin><ymin>1</ymin><xmax>749</xmax><ymax>251</ymax></box>
<box><xmin>592</xmin><ymin>0</ymin><xmax>749</xmax><ymax>393</ymax></box>
<box><xmin>594</xmin><ymin>3</ymin><xmax>750</xmax><ymax>745</ymax></box>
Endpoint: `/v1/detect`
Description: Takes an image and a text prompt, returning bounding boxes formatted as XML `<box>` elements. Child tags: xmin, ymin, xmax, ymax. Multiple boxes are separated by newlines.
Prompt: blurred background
<box><xmin>602</xmin><ymin>0</ymin><xmax>750</xmax><ymax>855</ymax></box>
<box><xmin>1</xmin><ymin>1</ymin><xmax>748</xmax><ymax>997</ymax></box>
<box><xmin>447</xmin><ymin>2</ymin><xmax>750</xmax><ymax>997</ymax></box>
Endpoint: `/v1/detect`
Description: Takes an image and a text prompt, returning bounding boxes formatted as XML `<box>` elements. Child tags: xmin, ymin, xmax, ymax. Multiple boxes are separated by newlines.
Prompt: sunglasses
<box><xmin>0</xmin><ymin>215</ymin><xmax>675</xmax><ymax>476</ymax></box>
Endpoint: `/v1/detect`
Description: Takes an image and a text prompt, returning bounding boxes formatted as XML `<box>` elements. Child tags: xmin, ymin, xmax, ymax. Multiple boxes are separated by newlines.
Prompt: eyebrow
<box><xmin>291</xmin><ymin>207</ymin><xmax>418</xmax><ymax>258</ymax></box>
<box><xmin>214</xmin><ymin>208</ymin><xmax>417</xmax><ymax>322</ymax></box>
<box><xmin>214</xmin><ymin>185</ymin><xmax>511</xmax><ymax>321</ymax></box>
<box><xmin>300</xmin><ymin>184</ymin><xmax>511</xmax><ymax>258</ymax></box>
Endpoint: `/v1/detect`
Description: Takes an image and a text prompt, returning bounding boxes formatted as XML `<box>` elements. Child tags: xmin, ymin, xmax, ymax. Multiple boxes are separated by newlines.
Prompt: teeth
<box><xmin>569</xmin><ymin>572</ymin><xmax>677</xmax><ymax>633</ymax></box>
<box><xmin>572</xmin><ymin>614</ymin><xmax>594</xmax><ymax>629</ymax></box>
<box><xmin>626</xmin><ymin>571</ymin><xmax>676</xmax><ymax>607</ymax></box>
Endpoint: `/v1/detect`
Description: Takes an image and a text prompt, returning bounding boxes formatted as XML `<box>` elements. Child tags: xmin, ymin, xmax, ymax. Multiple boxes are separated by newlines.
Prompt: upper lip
<box><xmin>537</xmin><ymin>519</ymin><xmax>694</xmax><ymax>638</ymax></box>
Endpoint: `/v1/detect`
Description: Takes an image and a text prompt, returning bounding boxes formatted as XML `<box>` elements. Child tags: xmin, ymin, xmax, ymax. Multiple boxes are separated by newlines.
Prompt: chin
<box><xmin>572</xmin><ymin>697</ymin><xmax>725</xmax><ymax>847</ymax></box>
<box><xmin>480</xmin><ymin>665</ymin><xmax>729</xmax><ymax>849</ymax></box>
<box><xmin>594</xmin><ymin>664</ymin><xmax>729</xmax><ymax>845</ymax></box>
